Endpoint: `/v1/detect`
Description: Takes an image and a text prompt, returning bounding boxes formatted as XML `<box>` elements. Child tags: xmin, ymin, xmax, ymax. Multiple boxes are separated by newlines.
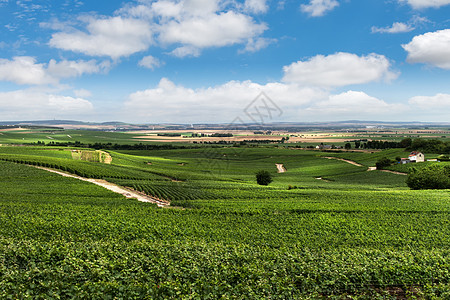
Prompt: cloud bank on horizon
<box><xmin>0</xmin><ymin>0</ymin><xmax>450</xmax><ymax>123</ymax></box>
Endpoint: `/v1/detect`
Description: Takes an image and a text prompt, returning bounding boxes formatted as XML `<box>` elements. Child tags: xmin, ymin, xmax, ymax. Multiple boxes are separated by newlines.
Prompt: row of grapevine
<box><xmin>0</xmin><ymin>154</ymin><xmax>168</xmax><ymax>181</ymax></box>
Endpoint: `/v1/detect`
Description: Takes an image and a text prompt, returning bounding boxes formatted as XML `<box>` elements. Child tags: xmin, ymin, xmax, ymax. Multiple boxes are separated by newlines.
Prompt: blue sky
<box><xmin>1</xmin><ymin>0</ymin><xmax>450</xmax><ymax>123</ymax></box>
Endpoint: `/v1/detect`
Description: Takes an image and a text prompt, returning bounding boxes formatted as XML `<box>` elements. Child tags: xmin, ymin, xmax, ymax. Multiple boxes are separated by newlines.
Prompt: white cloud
<box><xmin>371</xmin><ymin>22</ymin><xmax>414</xmax><ymax>34</ymax></box>
<box><xmin>301</xmin><ymin>0</ymin><xmax>339</xmax><ymax>17</ymax></box>
<box><xmin>406</xmin><ymin>93</ymin><xmax>450</xmax><ymax>120</ymax></box>
<box><xmin>124</xmin><ymin>78</ymin><xmax>325</xmax><ymax>122</ymax></box>
<box><xmin>244</xmin><ymin>0</ymin><xmax>268</xmax><ymax>14</ymax></box>
<box><xmin>241</xmin><ymin>37</ymin><xmax>277</xmax><ymax>53</ymax></box>
<box><xmin>49</xmin><ymin>16</ymin><xmax>153</xmax><ymax>59</ymax></box>
<box><xmin>74</xmin><ymin>89</ymin><xmax>92</xmax><ymax>98</ymax></box>
<box><xmin>400</xmin><ymin>0</ymin><xmax>450</xmax><ymax>9</ymax></box>
<box><xmin>122</xmin><ymin>78</ymin><xmax>415</xmax><ymax>123</ymax></box>
<box><xmin>150</xmin><ymin>1</ymin><xmax>182</xmax><ymax>18</ymax></box>
<box><xmin>402</xmin><ymin>29</ymin><xmax>450</xmax><ymax>69</ymax></box>
<box><xmin>0</xmin><ymin>56</ymin><xmax>56</xmax><ymax>85</ymax></box>
<box><xmin>47</xmin><ymin>59</ymin><xmax>111</xmax><ymax>79</ymax></box>
<box><xmin>169</xmin><ymin>46</ymin><xmax>201</xmax><ymax>58</ymax></box>
<box><xmin>0</xmin><ymin>56</ymin><xmax>111</xmax><ymax>85</ymax></box>
<box><xmin>409</xmin><ymin>93</ymin><xmax>450</xmax><ymax>108</ymax></box>
<box><xmin>118</xmin><ymin>4</ymin><xmax>155</xmax><ymax>19</ymax></box>
<box><xmin>48</xmin><ymin>1</ymin><xmax>270</xmax><ymax>59</ymax></box>
<box><xmin>306</xmin><ymin>91</ymin><xmax>402</xmax><ymax>117</ymax></box>
<box><xmin>0</xmin><ymin>89</ymin><xmax>94</xmax><ymax>120</ymax></box>
<box><xmin>183</xmin><ymin>0</ymin><xmax>220</xmax><ymax>16</ymax></box>
<box><xmin>282</xmin><ymin>52</ymin><xmax>398</xmax><ymax>87</ymax></box>
<box><xmin>159</xmin><ymin>11</ymin><xmax>267</xmax><ymax>49</ymax></box>
<box><xmin>138</xmin><ymin>55</ymin><xmax>163</xmax><ymax>69</ymax></box>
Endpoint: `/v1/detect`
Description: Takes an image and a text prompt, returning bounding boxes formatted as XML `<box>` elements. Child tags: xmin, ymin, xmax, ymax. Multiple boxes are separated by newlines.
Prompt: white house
<box><xmin>408</xmin><ymin>151</ymin><xmax>425</xmax><ymax>162</ymax></box>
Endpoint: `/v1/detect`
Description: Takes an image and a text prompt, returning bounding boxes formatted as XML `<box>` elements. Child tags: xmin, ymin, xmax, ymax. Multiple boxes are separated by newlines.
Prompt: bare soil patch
<box><xmin>34</xmin><ymin>166</ymin><xmax>169</xmax><ymax>207</ymax></box>
<box><xmin>0</xmin><ymin>128</ymin><xmax>28</xmax><ymax>132</ymax></box>
<box><xmin>276</xmin><ymin>164</ymin><xmax>286</xmax><ymax>173</ymax></box>
<box><xmin>380</xmin><ymin>169</ymin><xmax>408</xmax><ymax>176</ymax></box>
<box><xmin>323</xmin><ymin>157</ymin><xmax>364</xmax><ymax>167</ymax></box>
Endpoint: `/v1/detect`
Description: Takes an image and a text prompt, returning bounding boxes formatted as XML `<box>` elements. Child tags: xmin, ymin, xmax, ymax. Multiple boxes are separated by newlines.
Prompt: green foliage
<box><xmin>256</xmin><ymin>170</ymin><xmax>273</xmax><ymax>185</ymax></box>
<box><xmin>406</xmin><ymin>165</ymin><xmax>450</xmax><ymax>190</ymax></box>
<box><xmin>409</xmin><ymin>138</ymin><xmax>450</xmax><ymax>154</ymax></box>
<box><xmin>0</xmin><ymin>145</ymin><xmax>449</xmax><ymax>298</ymax></box>
<box><xmin>438</xmin><ymin>154</ymin><xmax>450</xmax><ymax>161</ymax></box>
<box><xmin>400</xmin><ymin>138</ymin><xmax>412</xmax><ymax>148</ymax></box>
<box><xmin>375</xmin><ymin>157</ymin><xmax>394</xmax><ymax>170</ymax></box>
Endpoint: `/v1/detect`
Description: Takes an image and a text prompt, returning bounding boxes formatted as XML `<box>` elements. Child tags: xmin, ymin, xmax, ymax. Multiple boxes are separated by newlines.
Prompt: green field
<box><xmin>0</xmin><ymin>141</ymin><xmax>449</xmax><ymax>298</ymax></box>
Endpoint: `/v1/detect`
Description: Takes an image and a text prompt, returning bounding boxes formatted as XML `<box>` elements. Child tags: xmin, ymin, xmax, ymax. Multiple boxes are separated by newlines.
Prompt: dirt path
<box><xmin>379</xmin><ymin>169</ymin><xmax>408</xmax><ymax>176</ymax></box>
<box><xmin>323</xmin><ymin>157</ymin><xmax>364</xmax><ymax>167</ymax></box>
<box><xmin>34</xmin><ymin>166</ymin><xmax>170</xmax><ymax>207</ymax></box>
<box><xmin>276</xmin><ymin>164</ymin><xmax>286</xmax><ymax>173</ymax></box>
<box><xmin>323</xmin><ymin>157</ymin><xmax>408</xmax><ymax>175</ymax></box>
<box><xmin>366</xmin><ymin>166</ymin><xmax>408</xmax><ymax>175</ymax></box>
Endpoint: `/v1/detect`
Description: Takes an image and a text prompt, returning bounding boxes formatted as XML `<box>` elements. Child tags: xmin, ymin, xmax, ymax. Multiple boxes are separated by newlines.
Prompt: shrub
<box><xmin>256</xmin><ymin>170</ymin><xmax>273</xmax><ymax>186</ymax></box>
<box><xmin>406</xmin><ymin>165</ymin><xmax>450</xmax><ymax>190</ymax></box>
<box><xmin>438</xmin><ymin>155</ymin><xmax>450</xmax><ymax>161</ymax></box>
<box><xmin>375</xmin><ymin>157</ymin><xmax>394</xmax><ymax>170</ymax></box>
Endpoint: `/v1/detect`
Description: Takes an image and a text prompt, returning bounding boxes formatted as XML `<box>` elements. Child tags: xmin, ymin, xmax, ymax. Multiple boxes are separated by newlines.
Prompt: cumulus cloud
<box><xmin>406</xmin><ymin>93</ymin><xmax>450</xmax><ymax>120</ymax></box>
<box><xmin>50</xmin><ymin>0</ymin><xmax>271</xmax><ymax>60</ymax></box>
<box><xmin>49</xmin><ymin>16</ymin><xmax>153</xmax><ymax>59</ymax></box>
<box><xmin>301</xmin><ymin>0</ymin><xmax>339</xmax><ymax>17</ymax></box>
<box><xmin>149</xmin><ymin>1</ymin><xmax>182</xmax><ymax>18</ymax></box>
<box><xmin>0</xmin><ymin>89</ymin><xmax>94</xmax><ymax>120</ymax></box>
<box><xmin>400</xmin><ymin>0</ymin><xmax>450</xmax><ymax>9</ymax></box>
<box><xmin>47</xmin><ymin>59</ymin><xmax>111</xmax><ymax>78</ymax></box>
<box><xmin>244</xmin><ymin>0</ymin><xmax>268</xmax><ymax>14</ymax></box>
<box><xmin>241</xmin><ymin>37</ymin><xmax>277</xmax><ymax>53</ymax></box>
<box><xmin>0</xmin><ymin>56</ymin><xmax>56</xmax><ymax>85</ymax></box>
<box><xmin>306</xmin><ymin>91</ymin><xmax>402</xmax><ymax>117</ymax></box>
<box><xmin>159</xmin><ymin>11</ymin><xmax>267</xmax><ymax>55</ymax></box>
<box><xmin>122</xmin><ymin>77</ymin><xmax>413</xmax><ymax>123</ymax></box>
<box><xmin>169</xmin><ymin>46</ymin><xmax>201</xmax><ymax>58</ymax></box>
<box><xmin>402</xmin><ymin>29</ymin><xmax>450</xmax><ymax>69</ymax></box>
<box><xmin>74</xmin><ymin>89</ymin><xmax>93</xmax><ymax>98</ymax></box>
<box><xmin>409</xmin><ymin>93</ymin><xmax>450</xmax><ymax>108</ymax></box>
<box><xmin>0</xmin><ymin>56</ymin><xmax>110</xmax><ymax>85</ymax></box>
<box><xmin>282</xmin><ymin>52</ymin><xmax>398</xmax><ymax>87</ymax></box>
<box><xmin>371</xmin><ymin>22</ymin><xmax>414</xmax><ymax>34</ymax></box>
<box><xmin>138</xmin><ymin>55</ymin><xmax>163</xmax><ymax>69</ymax></box>
<box><xmin>124</xmin><ymin>78</ymin><xmax>326</xmax><ymax>122</ymax></box>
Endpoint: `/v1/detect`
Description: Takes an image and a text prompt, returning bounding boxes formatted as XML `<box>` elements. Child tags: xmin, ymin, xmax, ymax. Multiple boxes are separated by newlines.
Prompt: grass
<box><xmin>0</xmin><ymin>144</ymin><xmax>449</xmax><ymax>298</ymax></box>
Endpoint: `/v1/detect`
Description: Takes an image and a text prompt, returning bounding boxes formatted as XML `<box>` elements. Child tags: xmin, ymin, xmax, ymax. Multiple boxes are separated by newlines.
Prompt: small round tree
<box><xmin>256</xmin><ymin>170</ymin><xmax>273</xmax><ymax>186</ymax></box>
<box><xmin>407</xmin><ymin>165</ymin><xmax>450</xmax><ymax>190</ymax></box>
<box><xmin>375</xmin><ymin>157</ymin><xmax>394</xmax><ymax>170</ymax></box>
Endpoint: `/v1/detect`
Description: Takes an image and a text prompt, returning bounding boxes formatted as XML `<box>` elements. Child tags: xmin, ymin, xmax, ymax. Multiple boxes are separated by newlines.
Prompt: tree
<box><xmin>400</xmin><ymin>138</ymin><xmax>412</xmax><ymax>148</ymax></box>
<box><xmin>375</xmin><ymin>157</ymin><xmax>394</xmax><ymax>170</ymax></box>
<box><xmin>344</xmin><ymin>143</ymin><xmax>351</xmax><ymax>150</ymax></box>
<box><xmin>406</xmin><ymin>165</ymin><xmax>450</xmax><ymax>190</ymax></box>
<box><xmin>256</xmin><ymin>170</ymin><xmax>273</xmax><ymax>186</ymax></box>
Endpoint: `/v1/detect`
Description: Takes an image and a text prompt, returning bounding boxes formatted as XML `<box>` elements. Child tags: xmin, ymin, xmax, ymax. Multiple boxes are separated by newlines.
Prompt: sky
<box><xmin>1</xmin><ymin>0</ymin><xmax>450</xmax><ymax>124</ymax></box>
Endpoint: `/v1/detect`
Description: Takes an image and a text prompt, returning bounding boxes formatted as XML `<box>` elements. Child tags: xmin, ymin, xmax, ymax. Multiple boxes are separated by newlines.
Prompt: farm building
<box><xmin>399</xmin><ymin>152</ymin><xmax>425</xmax><ymax>164</ymax></box>
<box><xmin>400</xmin><ymin>158</ymin><xmax>411</xmax><ymax>164</ymax></box>
<box><xmin>408</xmin><ymin>151</ymin><xmax>425</xmax><ymax>162</ymax></box>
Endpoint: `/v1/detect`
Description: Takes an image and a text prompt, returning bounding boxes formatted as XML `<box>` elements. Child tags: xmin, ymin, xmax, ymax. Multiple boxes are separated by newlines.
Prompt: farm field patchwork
<box><xmin>0</xmin><ymin>143</ymin><xmax>449</xmax><ymax>298</ymax></box>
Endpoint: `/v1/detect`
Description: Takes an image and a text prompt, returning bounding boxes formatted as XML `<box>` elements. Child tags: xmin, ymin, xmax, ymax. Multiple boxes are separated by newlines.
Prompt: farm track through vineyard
<box><xmin>34</xmin><ymin>166</ymin><xmax>170</xmax><ymax>207</ymax></box>
<box><xmin>323</xmin><ymin>156</ymin><xmax>365</xmax><ymax>167</ymax></box>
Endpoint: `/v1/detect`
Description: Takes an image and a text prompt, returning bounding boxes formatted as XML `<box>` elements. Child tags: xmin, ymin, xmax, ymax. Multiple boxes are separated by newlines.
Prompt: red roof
<box><xmin>409</xmin><ymin>151</ymin><xmax>421</xmax><ymax>156</ymax></box>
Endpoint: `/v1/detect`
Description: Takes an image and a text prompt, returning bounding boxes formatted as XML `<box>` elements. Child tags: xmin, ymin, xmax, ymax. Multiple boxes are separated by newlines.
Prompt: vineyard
<box><xmin>0</xmin><ymin>144</ymin><xmax>449</xmax><ymax>298</ymax></box>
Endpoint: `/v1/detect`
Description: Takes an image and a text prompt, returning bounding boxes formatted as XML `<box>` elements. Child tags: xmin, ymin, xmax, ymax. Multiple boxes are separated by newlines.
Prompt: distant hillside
<box><xmin>1</xmin><ymin>120</ymin><xmax>449</xmax><ymax>130</ymax></box>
